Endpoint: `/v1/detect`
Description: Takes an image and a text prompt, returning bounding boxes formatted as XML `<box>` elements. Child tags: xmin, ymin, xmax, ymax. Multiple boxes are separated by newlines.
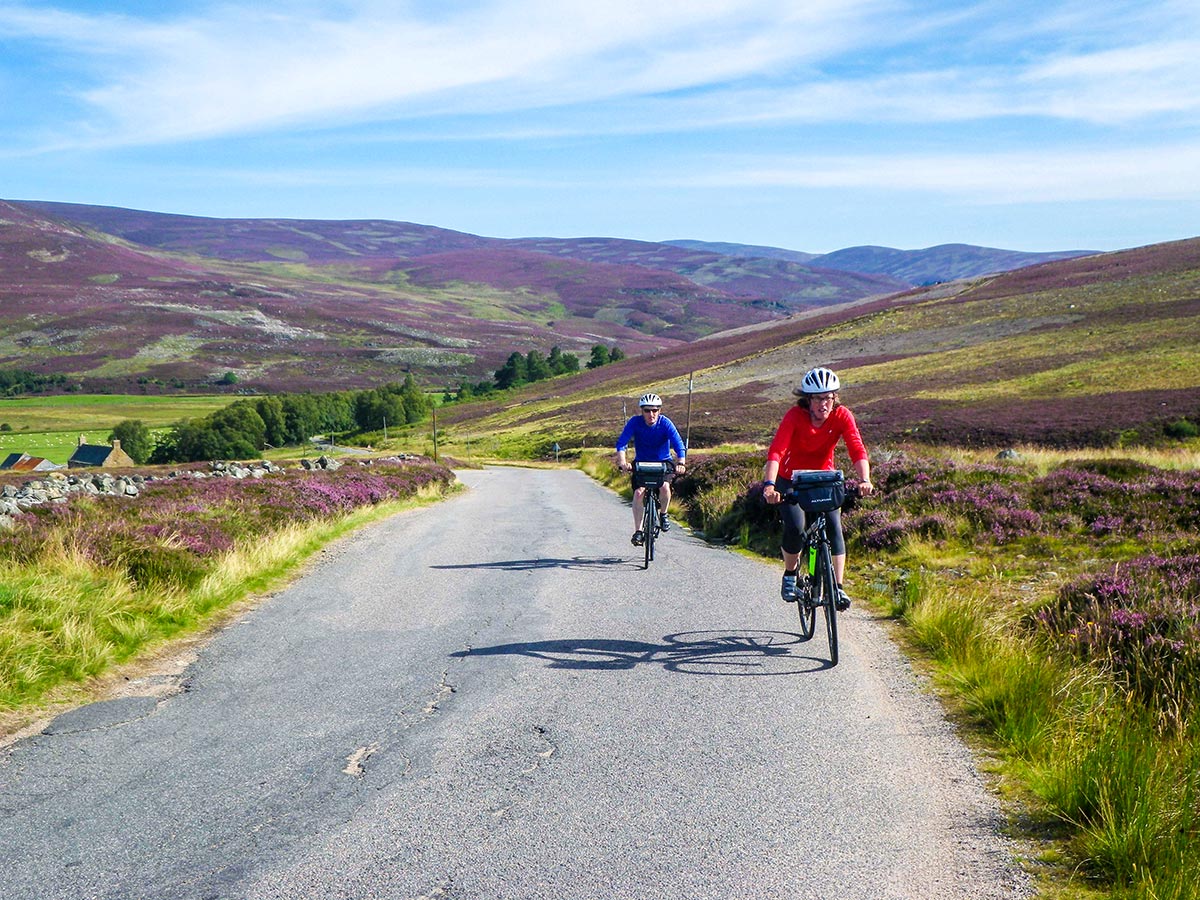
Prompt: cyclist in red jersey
<box><xmin>760</xmin><ymin>367</ymin><xmax>875</xmax><ymax>608</ymax></box>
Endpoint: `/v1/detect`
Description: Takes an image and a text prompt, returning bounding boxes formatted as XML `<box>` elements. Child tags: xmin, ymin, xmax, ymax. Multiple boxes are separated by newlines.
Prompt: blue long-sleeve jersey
<box><xmin>615</xmin><ymin>415</ymin><xmax>686</xmax><ymax>462</ymax></box>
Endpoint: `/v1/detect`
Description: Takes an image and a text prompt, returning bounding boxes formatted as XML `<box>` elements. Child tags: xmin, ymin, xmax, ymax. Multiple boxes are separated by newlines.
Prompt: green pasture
<box><xmin>0</xmin><ymin>394</ymin><xmax>234</xmax><ymax>464</ymax></box>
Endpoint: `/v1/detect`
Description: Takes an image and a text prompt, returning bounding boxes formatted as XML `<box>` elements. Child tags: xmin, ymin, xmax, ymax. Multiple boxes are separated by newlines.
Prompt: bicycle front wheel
<box><xmin>816</xmin><ymin>541</ymin><xmax>839</xmax><ymax>666</ymax></box>
<box><xmin>643</xmin><ymin>495</ymin><xmax>656</xmax><ymax>569</ymax></box>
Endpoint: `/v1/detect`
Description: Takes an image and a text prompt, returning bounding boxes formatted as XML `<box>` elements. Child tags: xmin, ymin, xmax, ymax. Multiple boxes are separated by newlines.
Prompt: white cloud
<box><xmin>2</xmin><ymin>0</ymin><xmax>1198</xmax><ymax>151</ymax></box>
<box><xmin>0</xmin><ymin>0</ymin><xmax>886</xmax><ymax>145</ymax></box>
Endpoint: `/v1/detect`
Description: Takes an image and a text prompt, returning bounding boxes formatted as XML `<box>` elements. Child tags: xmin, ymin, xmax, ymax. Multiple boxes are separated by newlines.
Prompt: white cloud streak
<box><xmin>0</xmin><ymin>0</ymin><xmax>884</xmax><ymax>145</ymax></box>
<box><xmin>1</xmin><ymin>0</ymin><xmax>1198</xmax><ymax>149</ymax></box>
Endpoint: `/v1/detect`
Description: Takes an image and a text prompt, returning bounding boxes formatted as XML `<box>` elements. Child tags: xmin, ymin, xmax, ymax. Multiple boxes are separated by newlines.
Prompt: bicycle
<box><xmin>784</xmin><ymin>469</ymin><xmax>856</xmax><ymax>667</ymax></box>
<box><xmin>632</xmin><ymin>460</ymin><xmax>672</xmax><ymax>569</ymax></box>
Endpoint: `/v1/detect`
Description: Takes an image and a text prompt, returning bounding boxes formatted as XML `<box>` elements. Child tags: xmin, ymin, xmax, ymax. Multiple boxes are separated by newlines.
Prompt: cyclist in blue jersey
<box><xmin>615</xmin><ymin>392</ymin><xmax>687</xmax><ymax>546</ymax></box>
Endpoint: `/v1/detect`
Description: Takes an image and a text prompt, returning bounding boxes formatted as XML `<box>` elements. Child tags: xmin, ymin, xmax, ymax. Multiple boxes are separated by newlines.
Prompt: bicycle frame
<box><xmin>633</xmin><ymin>460</ymin><xmax>671</xmax><ymax>570</ymax></box>
<box><xmin>795</xmin><ymin>510</ymin><xmax>839</xmax><ymax>666</ymax></box>
<box><xmin>784</xmin><ymin>471</ymin><xmax>846</xmax><ymax>666</ymax></box>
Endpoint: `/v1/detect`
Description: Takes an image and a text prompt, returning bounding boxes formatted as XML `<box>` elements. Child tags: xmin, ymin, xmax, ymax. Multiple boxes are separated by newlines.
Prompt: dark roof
<box><xmin>68</xmin><ymin>445</ymin><xmax>115</xmax><ymax>466</ymax></box>
<box><xmin>0</xmin><ymin>453</ymin><xmax>24</xmax><ymax>469</ymax></box>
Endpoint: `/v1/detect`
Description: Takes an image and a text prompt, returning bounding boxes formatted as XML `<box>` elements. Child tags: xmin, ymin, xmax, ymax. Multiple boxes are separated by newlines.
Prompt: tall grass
<box><xmin>0</xmin><ymin>462</ymin><xmax>453</xmax><ymax>717</ymax></box>
<box><xmin>884</xmin><ymin>553</ymin><xmax>1200</xmax><ymax>898</ymax></box>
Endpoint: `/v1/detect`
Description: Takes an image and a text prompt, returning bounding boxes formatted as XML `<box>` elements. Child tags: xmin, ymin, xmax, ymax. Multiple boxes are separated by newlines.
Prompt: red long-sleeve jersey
<box><xmin>766</xmin><ymin>405</ymin><xmax>868</xmax><ymax>479</ymax></box>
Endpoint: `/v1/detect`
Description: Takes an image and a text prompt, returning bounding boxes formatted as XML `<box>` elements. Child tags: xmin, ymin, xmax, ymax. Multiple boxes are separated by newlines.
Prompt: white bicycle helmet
<box><xmin>638</xmin><ymin>392</ymin><xmax>662</xmax><ymax>408</ymax></box>
<box><xmin>798</xmin><ymin>367</ymin><xmax>840</xmax><ymax>394</ymax></box>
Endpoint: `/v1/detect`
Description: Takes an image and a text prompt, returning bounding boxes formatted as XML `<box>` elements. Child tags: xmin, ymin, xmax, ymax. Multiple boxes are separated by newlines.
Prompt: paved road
<box><xmin>0</xmin><ymin>467</ymin><xmax>1031</xmax><ymax>899</ymax></box>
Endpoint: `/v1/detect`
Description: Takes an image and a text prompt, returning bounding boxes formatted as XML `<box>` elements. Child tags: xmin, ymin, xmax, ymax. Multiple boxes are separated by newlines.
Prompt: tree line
<box><xmin>109</xmin><ymin>376</ymin><xmax>432</xmax><ymax>464</ymax></box>
<box><xmin>450</xmin><ymin>344</ymin><xmax>623</xmax><ymax>401</ymax></box>
<box><xmin>0</xmin><ymin>370</ymin><xmax>70</xmax><ymax>396</ymax></box>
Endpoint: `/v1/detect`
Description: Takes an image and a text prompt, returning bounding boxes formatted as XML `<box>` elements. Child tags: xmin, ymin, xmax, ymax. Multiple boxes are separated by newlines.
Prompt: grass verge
<box><xmin>0</xmin><ymin>466</ymin><xmax>454</xmax><ymax>739</ymax></box>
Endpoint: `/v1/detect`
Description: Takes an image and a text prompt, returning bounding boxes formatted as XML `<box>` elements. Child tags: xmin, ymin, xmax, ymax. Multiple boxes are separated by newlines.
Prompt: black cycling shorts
<box><xmin>779</xmin><ymin>502</ymin><xmax>845</xmax><ymax>556</ymax></box>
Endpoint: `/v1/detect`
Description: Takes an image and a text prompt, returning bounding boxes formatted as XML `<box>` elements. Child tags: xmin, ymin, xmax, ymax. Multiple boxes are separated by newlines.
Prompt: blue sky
<box><xmin>2</xmin><ymin>0</ymin><xmax>1197</xmax><ymax>253</ymax></box>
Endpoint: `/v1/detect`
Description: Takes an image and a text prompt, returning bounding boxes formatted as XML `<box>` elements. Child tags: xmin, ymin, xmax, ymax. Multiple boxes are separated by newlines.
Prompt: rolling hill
<box><xmin>431</xmin><ymin>237</ymin><xmax>1200</xmax><ymax>451</ymax></box>
<box><xmin>1</xmin><ymin>199</ymin><xmax>1139</xmax><ymax>425</ymax></box>
<box><xmin>0</xmin><ymin>201</ymin><xmax>788</xmax><ymax>392</ymax></box>
<box><xmin>21</xmin><ymin>201</ymin><xmax>911</xmax><ymax>307</ymax></box>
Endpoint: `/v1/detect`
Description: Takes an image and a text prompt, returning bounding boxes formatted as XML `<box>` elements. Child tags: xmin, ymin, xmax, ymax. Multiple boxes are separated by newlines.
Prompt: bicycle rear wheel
<box><xmin>816</xmin><ymin>541</ymin><xmax>839</xmax><ymax>666</ymax></box>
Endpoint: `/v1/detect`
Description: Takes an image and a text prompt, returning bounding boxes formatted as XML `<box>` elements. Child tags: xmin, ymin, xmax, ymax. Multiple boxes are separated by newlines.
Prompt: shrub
<box><xmin>1033</xmin><ymin>554</ymin><xmax>1200</xmax><ymax>726</ymax></box>
<box><xmin>108</xmin><ymin>419</ymin><xmax>155</xmax><ymax>465</ymax></box>
<box><xmin>1165</xmin><ymin>418</ymin><xmax>1199</xmax><ymax>440</ymax></box>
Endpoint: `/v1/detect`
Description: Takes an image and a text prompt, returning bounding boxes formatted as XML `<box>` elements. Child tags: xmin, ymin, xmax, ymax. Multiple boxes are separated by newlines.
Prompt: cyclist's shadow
<box><xmin>450</xmin><ymin>630</ymin><xmax>834</xmax><ymax>675</ymax></box>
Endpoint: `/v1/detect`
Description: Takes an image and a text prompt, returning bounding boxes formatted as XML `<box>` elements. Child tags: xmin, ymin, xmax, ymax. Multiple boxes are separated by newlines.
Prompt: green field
<box><xmin>0</xmin><ymin>394</ymin><xmax>235</xmax><ymax>465</ymax></box>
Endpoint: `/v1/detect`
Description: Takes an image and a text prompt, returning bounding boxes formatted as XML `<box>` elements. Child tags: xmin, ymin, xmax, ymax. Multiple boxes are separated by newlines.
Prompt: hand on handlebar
<box><xmin>762</xmin><ymin>484</ymin><xmax>782</xmax><ymax>505</ymax></box>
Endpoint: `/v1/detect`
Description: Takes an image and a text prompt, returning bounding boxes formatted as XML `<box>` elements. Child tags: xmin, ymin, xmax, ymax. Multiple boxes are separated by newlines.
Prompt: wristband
<box><xmin>762</xmin><ymin>480</ymin><xmax>775</xmax><ymax>487</ymax></box>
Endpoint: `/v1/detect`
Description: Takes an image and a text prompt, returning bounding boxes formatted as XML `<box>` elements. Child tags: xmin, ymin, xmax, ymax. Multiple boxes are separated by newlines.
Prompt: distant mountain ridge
<box><xmin>666</xmin><ymin>238</ymin><xmax>1094</xmax><ymax>284</ymax></box>
<box><xmin>27</xmin><ymin>201</ymin><xmax>1091</xmax><ymax>290</ymax></box>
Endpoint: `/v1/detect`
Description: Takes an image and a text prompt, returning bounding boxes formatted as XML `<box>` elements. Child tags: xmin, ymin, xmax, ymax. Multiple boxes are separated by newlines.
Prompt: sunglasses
<box><xmin>641</xmin><ymin>407</ymin><xmax>661</xmax><ymax>413</ymax></box>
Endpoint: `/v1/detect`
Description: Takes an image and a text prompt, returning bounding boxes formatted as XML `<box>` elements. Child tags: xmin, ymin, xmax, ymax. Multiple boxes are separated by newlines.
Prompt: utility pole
<box><xmin>431</xmin><ymin>405</ymin><xmax>439</xmax><ymax>461</ymax></box>
<box><xmin>383</xmin><ymin>416</ymin><xmax>387</xmax><ymax>441</ymax></box>
<box><xmin>685</xmin><ymin>371</ymin><xmax>694</xmax><ymax>451</ymax></box>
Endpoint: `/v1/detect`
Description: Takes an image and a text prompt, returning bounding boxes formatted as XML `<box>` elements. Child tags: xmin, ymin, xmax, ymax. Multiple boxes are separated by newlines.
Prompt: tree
<box><xmin>108</xmin><ymin>419</ymin><xmax>154</xmax><ymax>464</ymax></box>
<box><xmin>354</xmin><ymin>388</ymin><xmax>406</xmax><ymax>431</ymax></box>
<box><xmin>547</xmin><ymin>346</ymin><xmax>580</xmax><ymax>375</ymax></box>
<box><xmin>400</xmin><ymin>374</ymin><xmax>431</xmax><ymax>423</ymax></box>
<box><xmin>494</xmin><ymin>352</ymin><xmax>529</xmax><ymax>389</ymax></box>
<box><xmin>586</xmin><ymin>345</ymin><xmax>610</xmax><ymax>369</ymax></box>
<box><xmin>254</xmin><ymin>396</ymin><xmax>288</xmax><ymax>447</ymax></box>
<box><xmin>608</xmin><ymin>346</ymin><xmax>625</xmax><ymax>363</ymax></box>
<box><xmin>526</xmin><ymin>349</ymin><xmax>553</xmax><ymax>382</ymax></box>
<box><xmin>280</xmin><ymin>394</ymin><xmax>320</xmax><ymax>444</ymax></box>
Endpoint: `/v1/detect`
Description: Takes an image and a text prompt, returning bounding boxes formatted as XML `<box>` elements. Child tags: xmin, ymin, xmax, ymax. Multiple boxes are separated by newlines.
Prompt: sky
<box><xmin>1</xmin><ymin>0</ymin><xmax>1198</xmax><ymax>253</ymax></box>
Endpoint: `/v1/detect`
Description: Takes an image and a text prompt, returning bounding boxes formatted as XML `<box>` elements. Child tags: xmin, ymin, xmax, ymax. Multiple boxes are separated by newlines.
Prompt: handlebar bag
<box><xmin>633</xmin><ymin>460</ymin><xmax>669</xmax><ymax>489</ymax></box>
<box><xmin>790</xmin><ymin>469</ymin><xmax>845</xmax><ymax>512</ymax></box>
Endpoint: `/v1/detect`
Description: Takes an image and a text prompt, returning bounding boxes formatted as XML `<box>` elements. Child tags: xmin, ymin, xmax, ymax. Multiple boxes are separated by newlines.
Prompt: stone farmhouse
<box><xmin>67</xmin><ymin>436</ymin><xmax>136</xmax><ymax>469</ymax></box>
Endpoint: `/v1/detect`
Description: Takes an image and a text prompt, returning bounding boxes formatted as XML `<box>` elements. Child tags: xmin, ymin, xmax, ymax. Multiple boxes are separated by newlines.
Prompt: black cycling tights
<box><xmin>779</xmin><ymin>503</ymin><xmax>845</xmax><ymax>556</ymax></box>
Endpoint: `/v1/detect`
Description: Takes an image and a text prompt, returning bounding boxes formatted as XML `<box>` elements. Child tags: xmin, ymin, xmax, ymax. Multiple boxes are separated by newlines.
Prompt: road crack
<box><xmin>342</xmin><ymin>742</ymin><xmax>380</xmax><ymax>777</ymax></box>
<box><xmin>521</xmin><ymin>724</ymin><xmax>557</xmax><ymax>775</ymax></box>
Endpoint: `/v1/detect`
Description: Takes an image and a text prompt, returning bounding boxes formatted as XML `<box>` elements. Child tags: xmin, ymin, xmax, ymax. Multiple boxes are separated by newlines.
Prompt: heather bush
<box><xmin>672</xmin><ymin>452</ymin><xmax>773</xmax><ymax>549</ymax></box>
<box><xmin>1034</xmin><ymin>555</ymin><xmax>1200</xmax><ymax>725</ymax></box>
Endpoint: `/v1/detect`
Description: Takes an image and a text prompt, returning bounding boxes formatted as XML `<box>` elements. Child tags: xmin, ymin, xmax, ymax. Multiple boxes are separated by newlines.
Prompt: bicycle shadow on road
<box><xmin>450</xmin><ymin>630</ymin><xmax>834</xmax><ymax>675</ymax></box>
<box><xmin>431</xmin><ymin>556</ymin><xmax>627</xmax><ymax>572</ymax></box>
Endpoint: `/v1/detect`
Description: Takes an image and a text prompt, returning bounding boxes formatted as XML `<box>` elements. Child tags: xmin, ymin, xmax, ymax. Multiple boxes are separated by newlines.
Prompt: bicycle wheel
<box><xmin>643</xmin><ymin>494</ymin><xmax>656</xmax><ymax>569</ymax></box>
<box><xmin>795</xmin><ymin>575</ymin><xmax>816</xmax><ymax>640</ymax></box>
<box><xmin>816</xmin><ymin>541</ymin><xmax>839</xmax><ymax>666</ymax></box>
